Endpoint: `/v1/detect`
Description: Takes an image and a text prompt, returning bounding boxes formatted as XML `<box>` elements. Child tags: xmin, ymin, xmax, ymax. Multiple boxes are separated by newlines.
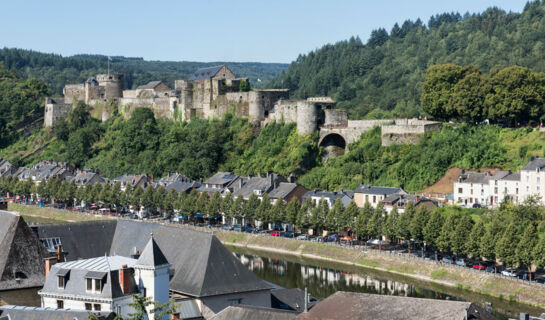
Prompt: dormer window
<box><xmin>85</xmin><ymin>271</ymin><xmax>106</xmax><ymax>293</ymax></box>
<box><xmin>58</xmin><ymin>275</ymin><xmax>65</xmax><ymax>289</ymax></box>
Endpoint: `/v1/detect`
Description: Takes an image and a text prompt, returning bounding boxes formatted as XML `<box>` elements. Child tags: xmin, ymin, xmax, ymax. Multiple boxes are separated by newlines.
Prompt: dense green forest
<box><xmin>0</xmin><ymin>63</ymin><xmax>49</xmax><ymax>148</ymax></box>
<box><xmin>268</xmin><ymin>1</ymin><xmax>545</xmax><ymax>119</ymax></box>
<box><xmin>0</xmin><ymin>48</ymin><xmax>288</xmax><ymax>94</ymax></box>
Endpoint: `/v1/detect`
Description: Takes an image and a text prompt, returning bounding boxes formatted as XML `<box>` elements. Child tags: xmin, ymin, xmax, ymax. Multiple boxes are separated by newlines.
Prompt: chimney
<box><xmin>270</xmin><ymin>173</ymin><xmax>274</xmax><ymax>188</ymax></box>
<box><xmin>57</xmin><ymin>244</ymin><xmax>64</xmax><ymax>262</ymax></box>
<box><xmin>415</xmin><ymin>195</ymin><xmax>420</xmax><ymax>202</ymax></box>
<box><xmin>238</xmin><ymin>179</ymin><xmax>243</xmax><ymax>189</ymax></box>
<box><xmin>44</xmin><ymin>256</ymin><xmax>57</xmax><ymax>278</ymax></box>
<box><xmin>171</xmin><ymin>314</ymin><xmax>181</xmax><ymax>320</ymax></box>
<box><xmin>119</xmin><ymin>264</ymin><xmax>130</xmax><ymax>294</ymax></box>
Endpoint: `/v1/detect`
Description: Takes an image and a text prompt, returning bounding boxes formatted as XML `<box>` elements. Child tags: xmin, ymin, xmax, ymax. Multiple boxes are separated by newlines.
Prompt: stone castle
<box><xmin>44</xmin><ymin>65</ymin><xmax>440</xmax><ymax>152</ymax></box>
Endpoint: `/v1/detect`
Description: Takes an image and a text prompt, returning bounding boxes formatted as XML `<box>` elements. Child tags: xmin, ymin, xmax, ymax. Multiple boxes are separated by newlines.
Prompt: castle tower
<box><xmin>296</xmin><ymin>101</ymin><xmax>318</xmax><ymax>135</ymax></box>
<box><xmin>134</xmin><ymin>234</ymin><xmax>171</xmax><ymax>320</ymax></box>
<box><xmin>96</xmin><ymin>73</ymin><xmax>124</xmax><ymax>98</ymax></box>
<box><xmin>249</xmin><ymin>91</ymin><xmax>264</xmax><ymax>122</ymax></box>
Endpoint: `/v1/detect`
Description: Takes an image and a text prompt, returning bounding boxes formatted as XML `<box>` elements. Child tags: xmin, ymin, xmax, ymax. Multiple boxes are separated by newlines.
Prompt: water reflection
<box><xmin>235</xmin><ymin>253</ymin><xmax>457</xmax><ymax>301</ymax></box>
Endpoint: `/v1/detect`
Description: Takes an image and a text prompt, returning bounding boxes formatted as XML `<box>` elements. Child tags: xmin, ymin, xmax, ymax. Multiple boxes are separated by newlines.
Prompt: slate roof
<box><xmin>136</xmin><ymin>236</ymin><xmax>169</xmax><ymax>267</ymax></box>
<box><xmin>523</xmin><ymin>157</ymin><xmax>545</xmax><ymax>171</ymax></box>
<box><xmin>0</xmin><ymin>211</ymin><xmax>49</xmax><ymax>290</ymax></box>
<box><xmin>268</xmin><ymin>183</ymin><xmax>299</xmax><ymax>200</ymax></box>
<box><xmin>354</xmin><ymin>184</ymin><xmax>406</xmax><ymax>195</ymax></box>
<box><xmin>0</xmin><ymin>305</ymin><xmax>115</xmax><ymax>320</ymax></box>
<box><xmin>227</xmin><ymin>174</ymin><xmax>286</xmax><ymax>199</ymax></box>
<box><xmin>137</xmin><ymin>81</ymin><xmax>165</xmax><ymax>90</ymax></box>
<box><xmin>503</xmin><ymin>172</ymin><xmax>521</xmax><ymax>181</ymax></box>
<box><xmin>73</xmin><ymin>171</ymin><xmax>104</xmax><ymax>186</ymax></box>
<box><xmin>162</xmin><ymin>180</ymin><xmax>200</xmax><ymax>193</ymax></box>
<box><xmin>302</xmin><ymin>190</ymin><xmax>353</xmax><ymax>207</ymax></box>
<box><xmin>209</xmin><ymin>305</ymin><xmax>298</xmax><ymax>320</ymax></box>
<box><xmin>204</xmin><ymin>172</ymin><xmax>239</xmax><ymax>186</ymax></box>
<box><xmin>35</xmin><ymin>220</ymin><xmax>272</xmax><ymax>298</ymax></box>
<box><xmin>456</xmin><ymin>171</ymin><xmax>491</xmax><ymax>184</ymax></box>
<box><xmin>271</xmin><ymin>288</ymin><xmax>316</xmax><ymax>313</ymax></box>
<box><xmin>296</xmin><ymin>291</ymin><xmax>497</xmax><ymax>320</ymax></box>
<box><xmin>382</xmin><ymin>194</ymin><xmax>437</xmax><ymax>208</ymax></box>
<box><xmin>189</xmin><ymin>65</ymin><xmax>225</xmax><ymax>81</ymax></box>
<box><xmin>40</xmin><ymin>256</ymin><xmax>139</xmax><ymax>300</ymax></box>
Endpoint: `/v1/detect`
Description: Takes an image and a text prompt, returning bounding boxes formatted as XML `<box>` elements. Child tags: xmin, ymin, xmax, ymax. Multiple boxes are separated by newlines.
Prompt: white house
<box><xmin>39</xmin><ymin>235</ymin><xmax>170</xmax><ymax>320</ymax></box>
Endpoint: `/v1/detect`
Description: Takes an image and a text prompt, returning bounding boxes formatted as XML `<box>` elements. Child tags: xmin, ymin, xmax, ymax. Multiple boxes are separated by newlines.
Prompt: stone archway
<box><xmin>319</xmin><ymin>133</ymin><xmax>347</xmax><ymax>160</ymax></box>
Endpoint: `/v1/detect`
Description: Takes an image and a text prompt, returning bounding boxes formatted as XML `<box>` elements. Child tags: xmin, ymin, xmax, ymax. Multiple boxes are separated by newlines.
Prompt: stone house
<box><xmin>268</xmin><ymin>182</ymin><xmax>308</xmax><ymax>204</ymax></box>
<box><xmin>198</xmin><ymin>172</ymin><xmax>239</xmax><ymax>195</ymax></box>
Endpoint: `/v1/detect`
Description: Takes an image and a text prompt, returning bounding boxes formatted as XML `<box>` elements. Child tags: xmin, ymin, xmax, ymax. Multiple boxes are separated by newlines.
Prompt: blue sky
<box><xmin>0</xmin><ymin>0</ymin><xmax>530</xmax><ymax>63</ymax></box>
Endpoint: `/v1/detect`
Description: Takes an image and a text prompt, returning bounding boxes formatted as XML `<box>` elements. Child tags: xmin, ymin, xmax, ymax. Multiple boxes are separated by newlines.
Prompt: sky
<box><xmin>0</xmin><ymin>0</ymin><xmax>530</xmax><ymax>63</ymax></box>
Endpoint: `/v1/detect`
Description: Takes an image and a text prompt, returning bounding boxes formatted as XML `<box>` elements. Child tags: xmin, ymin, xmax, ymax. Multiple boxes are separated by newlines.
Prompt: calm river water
<box><xmin>229</xmin><ymin>246</ymin><xmax>545</xmax><ymax>320</ymax></box>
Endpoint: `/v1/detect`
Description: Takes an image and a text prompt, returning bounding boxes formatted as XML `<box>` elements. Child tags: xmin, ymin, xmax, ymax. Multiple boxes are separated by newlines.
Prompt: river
<box><xmin>228</xmin><ymin>246</ymin><xmax>545</xmax><ymax>320</ymax></box>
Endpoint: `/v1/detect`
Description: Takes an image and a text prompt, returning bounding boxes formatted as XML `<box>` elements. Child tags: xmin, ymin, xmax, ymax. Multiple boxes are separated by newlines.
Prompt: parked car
<box><xmin>473</xmin><ymin>264</ymin><xmax>485</xmax><ymax>270</ymax></box>
<box><xmin>501</xmin><ymin>269</ymin><xmax>518</xmax><ymax>277</ymax></box>
<box><xmin>472</xmin><ymin>203</ymin><xmax>482</xmax><ymax>208</ymax></box>
<box><xmin>485</xmin><ymin>266</ymin><xmax>495</xmax><ymax>273</ymax></box>
<box><xmin>270</xmin><ymin>231</ymin><xmax>281</xmax><ymax>236</ymax></box>
<box><xmin>233</xmin><ymin>225</ymin><xmax>242</xmax><ymax>232</ymax></box>
<box><xmin>282</xmin><ymin>232</ymin><xmax>294</xmax><ymax>238</ymax></box>
<box><xmin>296</xmin><ymin>234</ymin><xmax>308</xmax><ymax>240</ymax></box>
<box><xmin>442</xmin><ymin>257</ymin><xmax>453</xmax><ymax>264</ymax></box>
<box><xmin>535</xmin><ymin>276</ymin><xmax>545</xmax><ymax>284</ymax></box>
<box><xmin>455</xmin><ymin>258</ymin><xmax>466</xmax><ymax>266</ymax></box>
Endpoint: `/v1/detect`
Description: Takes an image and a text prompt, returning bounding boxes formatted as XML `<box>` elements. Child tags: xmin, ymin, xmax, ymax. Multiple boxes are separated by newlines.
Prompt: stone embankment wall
<box><xmin>381</xmin><ymin>120</ymin><xmax>442</xmax><ymax>146</ymax></box>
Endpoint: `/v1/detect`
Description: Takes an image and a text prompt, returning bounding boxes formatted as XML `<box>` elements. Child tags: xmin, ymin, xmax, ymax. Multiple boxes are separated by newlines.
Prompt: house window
<box><xmin>494</xmin><ymin>187</ymin><xmax>498</xmax><ymax>194</ymax></box>
<box><xmin>470</xmin><ymin>198</ymin><xmax>473</xmax><ymax>203</ymax></box>
<box><xmin>57</xmin><ymin>300</ymin><xmax>64</xmax><ymax>309</ymax></box>
<box><xmin>538</xmin><ymin>186</ymin><xmax>541</xmax><ymax>192</ymax></box>
<box><xmin>94</xmin><ymin>304</ymin><xmax>101</xmax><ymax>311</ymax></box>
<box><xmin>57</xmin><ymin>276</ymin><xmax>65</xmax><ymax>289</ymax></box>
<box><xmin>470</xmin><ymin>189</ymin><xmax>473</xmax><ymax>195</ymax></box>
<box><xmin>527</xmin><ymin>186</ymin><xmax>530</xmax><ymax>192</ymax></box>
<box><xmin>538</xmin><ymin>177</ymin><xmax>541</xmax><ymax>183</ymax></box>
<box><xmin>516</xmin><ymin>188</ymin><xmax>519</xmax><ymax>194</ymax></box>
<box><xmin>373</xmin><ymin>196</ymin><xmax>376</xmax><ymax>203</ymax></box>
<box><xmin>85</xmin><ymin>303</ymin><xmax>92</xmax><ymax>311</ymax></box>
<box><xmin>365</xmin><ymin>195</ymin><xmax>368</xmax><ymax>202</ymax></box>
<box><xmin>95</xmin><ymin>279</ymin><xmax>102</xmax><ymax>292</ymax></box>
<box><xmin>228</xmin><ymin>298</ymin><xmax>242</xmax><ymax>306</ymax></box>
<box><xmin>495</xmin><ymin>196</ymin><xmax>498</xmax><ymax>203</ymax></box>
<box><xmin>86</xmin><ymin>278</ymin><xmax>93</xmax><ymax>291</ymax></box>
<box><xmin>116</xmin><ymin>306</ymin><xmax>121</xmax><ymax>314</ymax></box>
<box><xmin>458</xmin><ymin>188</ymin><xmax>463</xmax><ymax>193</ymax></box>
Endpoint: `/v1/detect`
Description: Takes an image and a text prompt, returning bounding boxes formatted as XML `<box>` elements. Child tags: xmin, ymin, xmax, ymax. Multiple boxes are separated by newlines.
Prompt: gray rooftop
<box><xmin>0</xmin><ymin>305</ymin><xmax>114</xmax><ymax>320</ymax></box>
<box><xmin>522</xmin><ymin>157</ymin><xmax>545</xmax><ymax>171</ymax></box>
<box><xmin>228</xmin><ymin>174</ymin><xmax>285</xmax><ymax>200</ymax></box>
<box><xmin>137</xmin><ymin>80</ymin><xmax>168</xmax><ymax>90</ymax></box>
<box><xmin>35</xmin><ymin>220</ymin><xmax>272</xmax><ymax>297</ymax></box>
<box><xmin>297</xmin><ymin>291</ymin><xmax>497</xmax><ymax>320</ymax></box>
<box><xmin>0</xmin><ymin>211</ymin><xmax>49</xmax><ymax>290</ymax></box>
<box><xmin>268</xmin><ymin>183</ymin><xmax>299</xmax><ymax>200</ymax></box>
<box><xmin>203</xmin><ymin>172</ymin><xmax>239</xmax><ymax>187</ymax></box>
<box><xmin>502</xmin><ymin>172</ymin><xmax>521</xmax><ymax>181</ymax></box>
<box><xmin>354</xmin><ymin>184</ymin><xmax>406</xmax><ymax>195</ymax></box>
<box><xmin>457</xmin><ymin>171</ymin><xmax>491</xmax><ymax>184</ymax></box>
<box><xmin>136</xmin><ymin>236</ymin><xmax>169</xmax><ymax>267</ymax></box>
<box><xmin>189</xmin><ymin>65</ymin><xmax>225</xmax><ymax>81</ymax></box>
<box><xmin>210</xmin><ymin>305</ymin><xmax>297</xmax><ymax>320</ymax></box>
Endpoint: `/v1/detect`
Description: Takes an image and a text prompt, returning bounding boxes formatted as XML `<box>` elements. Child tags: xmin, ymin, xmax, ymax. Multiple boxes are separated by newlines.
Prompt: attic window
<box><xmin>58</xmin><ymin>275</ymin><xmax>65</xmax><ymax>289</ymax></box>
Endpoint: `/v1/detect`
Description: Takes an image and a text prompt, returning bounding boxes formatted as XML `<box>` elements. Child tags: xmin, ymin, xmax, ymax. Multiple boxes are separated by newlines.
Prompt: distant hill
<box><xmin>267</xmin><ymin>1</ymin><xmax>545</xmax><ymax>119</ymax></box>
<box><xmin>0</xmin><ymin>48</ymin><xmax>288</xmax><ymax>94</ymax></box>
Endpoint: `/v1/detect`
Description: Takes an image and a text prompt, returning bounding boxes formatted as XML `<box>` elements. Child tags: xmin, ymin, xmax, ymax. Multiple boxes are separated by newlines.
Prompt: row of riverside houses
<box><xmin>0</xmin><ymin>159</ymin><xmax>437</xmax><ymax>222</ymax></box>
<box><xmin>453</xmin><ymin>157</ymin><xmax>545</xmax><ymax>208</ymax></box>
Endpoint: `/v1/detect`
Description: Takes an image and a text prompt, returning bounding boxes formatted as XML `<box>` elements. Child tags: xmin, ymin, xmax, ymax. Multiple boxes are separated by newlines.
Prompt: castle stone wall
<box><xmin>268</xmin><ymin>100</ymin><xmax>299</xmax><ymax>124</ymax></box>
<box><xmin>63</xmin><ymin>84</ymin><xmax>85</xmax><ymax>104</ymax></box>
<box><xmin>44</xmin><ymin>98</ymin><xmax>72</xmax><ymax>127</ymax></box>
<box><xmin>296</xmin><ymin>101</ymin><xmax>318</xmax><ymax>135</ymax></box>
<box><xmin>324</xmin><ymin>109</ymin><xmax>348</xmax><ymax>127</ymax></box>
<box><xmin>96</xmin><ymin>73</ymin><xmax>123</xmax><ymax>98</ymax></box>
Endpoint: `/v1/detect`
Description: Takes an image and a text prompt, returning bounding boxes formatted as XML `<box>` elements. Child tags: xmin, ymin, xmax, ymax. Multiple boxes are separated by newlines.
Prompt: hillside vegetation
<box><xmin>0</xmin><ymin>48</ymin><xmax>288</xmax><ymax>94</ymax></box>
<box><xmin>268</xmin><ymin>1</ymin><xmax>545</xmax><ymax>119</ymax></box>
<box><xmin>3</xmin><ymin>101</ymin><xmax>545</xmax><ymax>193</ymax></box>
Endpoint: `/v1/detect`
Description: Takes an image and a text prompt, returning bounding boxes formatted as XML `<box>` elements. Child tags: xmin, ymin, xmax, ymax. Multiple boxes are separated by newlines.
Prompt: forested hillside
<box><xmin>0</xmin><ymin>48</ymin><xmax>288</xmax><ymax>94</ymax></box>
<box><xmin>268</xmin><ymin>1</ymin><xmax>545</xmax><ymax>119</ymax></box>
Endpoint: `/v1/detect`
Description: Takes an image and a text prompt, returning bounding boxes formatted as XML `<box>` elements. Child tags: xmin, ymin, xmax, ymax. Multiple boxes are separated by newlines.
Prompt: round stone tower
<box><xmin>96</xmin><ymin>73</ymin><xmax>124</xmax><ymax>98</ymax></box>
<box><xmin>249</xmin><ymin>91</ymin><xmax>265</xmax><ymax>122</ymax></box>
<box><xmin>296</xmin><ymin>101</ymin><xmax>318</xmax><ymax>135</ymax></box>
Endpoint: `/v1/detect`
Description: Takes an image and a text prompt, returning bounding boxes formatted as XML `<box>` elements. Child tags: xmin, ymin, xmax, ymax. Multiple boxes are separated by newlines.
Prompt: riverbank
<box><xmin>10</xmin><ymin>203</ymin><xmax>545</xmax><ymax>312</ymax></box>
<box><xmin>212</xmin><ymin>230</ymin><xmax>545</xmax><ymax>311</ymax></box>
